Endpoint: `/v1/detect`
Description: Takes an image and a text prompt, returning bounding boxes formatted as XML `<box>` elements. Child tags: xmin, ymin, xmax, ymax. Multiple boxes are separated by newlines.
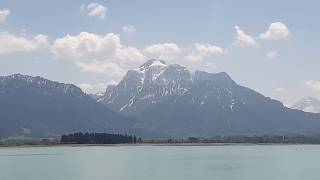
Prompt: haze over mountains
<box><xmin>1</xmin><ymin>59</ymin><xmax>320</xmax><ymax>138</ymax></box>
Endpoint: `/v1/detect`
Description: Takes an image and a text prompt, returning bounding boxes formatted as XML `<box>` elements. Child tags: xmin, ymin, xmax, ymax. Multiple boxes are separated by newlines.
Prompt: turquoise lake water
<box><xmin>0</xmin><ymin>145</ymin><xmax>319</xmax><ymax>180</ymax></box>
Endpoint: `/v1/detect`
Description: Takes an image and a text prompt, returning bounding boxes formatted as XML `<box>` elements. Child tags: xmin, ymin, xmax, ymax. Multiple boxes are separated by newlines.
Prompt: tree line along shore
<box><xmin>3</xmin><ymin>133</ymin><xmax>320</xmax><ymax>146</ymax></box>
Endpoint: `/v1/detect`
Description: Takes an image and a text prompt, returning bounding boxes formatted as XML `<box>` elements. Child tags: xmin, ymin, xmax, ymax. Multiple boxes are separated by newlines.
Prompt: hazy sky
<box><xmin>0</xmin><ymin>0</ymin><xmax>319</xmax><ymax>105</ymax></box>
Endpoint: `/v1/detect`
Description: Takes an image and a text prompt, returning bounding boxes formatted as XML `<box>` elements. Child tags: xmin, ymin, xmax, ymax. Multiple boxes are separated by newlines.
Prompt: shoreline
<box><xmin>1</xmin><ymin>143</ymin><xmax>320</xmax><ymax>148</ymax></box>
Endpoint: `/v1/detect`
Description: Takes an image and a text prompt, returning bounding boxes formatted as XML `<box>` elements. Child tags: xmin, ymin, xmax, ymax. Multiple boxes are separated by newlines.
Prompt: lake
<box><xmin>0</xmin><ymin>145</ymin><xmax>319</xmax><ymax>180</ymax></box>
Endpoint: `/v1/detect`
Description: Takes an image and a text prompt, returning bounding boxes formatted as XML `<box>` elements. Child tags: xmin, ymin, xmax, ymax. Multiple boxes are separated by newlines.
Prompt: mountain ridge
<box><xmin>0</xmin><ymin>73</ymin><xmax>140</xmax><ymax>138</ymax></box>
<box><xmin>98</xmin><ymin>59</ymin><xmax>320</xmax><ymax>137</ymax></box>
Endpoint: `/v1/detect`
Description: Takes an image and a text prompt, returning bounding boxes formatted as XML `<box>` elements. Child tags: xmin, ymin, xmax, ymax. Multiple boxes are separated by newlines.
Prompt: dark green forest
<box><xmin>61</xmin><ymin>132</ymin><xmax>141</xmax><ymax>144</ymax></box>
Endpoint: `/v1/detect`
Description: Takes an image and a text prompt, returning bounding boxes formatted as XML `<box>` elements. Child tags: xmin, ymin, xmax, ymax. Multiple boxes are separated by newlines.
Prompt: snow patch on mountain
<box><xmin>98</xmin><ymin>59</ymin><xmax>241</xmax><ymax>114</ymax></box>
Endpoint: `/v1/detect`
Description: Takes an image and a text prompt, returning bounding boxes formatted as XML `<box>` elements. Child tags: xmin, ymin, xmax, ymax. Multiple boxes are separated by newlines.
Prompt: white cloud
<box><xmin>0</xmin><ymin>32</ymin><xmax>49</xmax><ymax>54</ymax></box>
<box><xmin>78</xmin><ymin>83</ymin><xmax>103</xmax><ymax>93</ymax></box>
<box><xmin>51</xmin><ymin>32</ymin><xmax>145</xmax><ymax>64</ymax></box>
<box><xmin>78</xmin><ymin>80</ymin><xmax>117</xmax><ymax>93</ymax></box>
<box><xmin>51</xmin><ymin>32</ymin><xmax>225</xmax><ymax>75</ymax></box>
<box><xmin>185</xmin><ymin>43</ymin><xmax>224</xmax><ymax>62</ymax></box>
<box><xmin>192</xmin><ymin>43</ymin><xmax>224</xmax><ymax>56</ymax></box>
<box><xmin>51</xmin><ymin>32</ymin><xmax>147</xmax><ymax>76</ymax></box>
<box><xmin>114</xmin><ymin>46</ymin><xmax>146</xmax><ymax>63</ymax></box>
<box><xmin>143</xmin><ymin>43</ymin><xmax>224</xmax><ymax>62</ymax></box>
<box><xmin>233</xmin><ymin>26</ymin><xmax>256</xmax><ymax>47</ymax></box>
<box><xmin>122</xmin><ymin>25</ymin><xmax>136</xmax><ymax>33</ymax></box>
<box><xmin>51</xmin><ymin>32</ymin><xmax>120</xmax><ymax>61</ymax></box>
<box><xmin>143</xmin><ymin>43</ymin><xmax>183</xmax><ymax>61</ymax></box>
<box><xmin>305</xmin><ymin>80</ymin><xmax>320</xmax><ymax>91</ymax></box>
<box><xmin>81</xmin><ymin>3</ymin><xmax>107</xmax><ymax>19</ymax></box>
<box><xmin>274</xmin><ymin>87</ymin><xmax>286</xmax><ymax>93</ymax></box>
<box><xmin>0</xmin><ymin>8</ymin><xmax>10</xmax><ymax>23</ymax></box>
<box><xmin>266</xmin><ymin>51</ymin><xmax>278</xmax><ymax>59</ymax></box>
<box><xmin>76</xmin><ymin>61</ymin><xmax>126</xmax><ymax>76</ymax></box>
<box><xmin>259</xmin><ymin>22</ymin><xmax>290</xmax><ymax>40</ymax></box>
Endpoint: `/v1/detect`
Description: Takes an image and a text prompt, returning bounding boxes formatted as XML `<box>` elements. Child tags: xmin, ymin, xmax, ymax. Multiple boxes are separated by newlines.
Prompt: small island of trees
<box><xmin>61</xmin><ymin>132</ymin><xmax>141</xmax><ymax>144</ymax></box>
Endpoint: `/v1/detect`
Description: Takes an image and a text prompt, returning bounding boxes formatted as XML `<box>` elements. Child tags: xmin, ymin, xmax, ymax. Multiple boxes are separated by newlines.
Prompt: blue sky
<box><xmin>0</xmin><ymin>0</ymin><xmax>319</xmax><ymax>105</ymax></box>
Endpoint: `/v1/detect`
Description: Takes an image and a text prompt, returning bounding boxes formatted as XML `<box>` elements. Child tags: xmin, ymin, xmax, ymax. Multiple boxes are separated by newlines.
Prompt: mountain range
<box><xmin>0</xmin><ymin>74</ymin><xmax>140</xmax><ymax>138</ymax></box>
<box><xmin>98</xmin><ymin>59</ymin><xmax>320</xmax><ymax>137</ymax></box>
<box><xmin>1</xmin><ymin>59</ymin><xmax>320</xmax><ymax>138</ymax></box>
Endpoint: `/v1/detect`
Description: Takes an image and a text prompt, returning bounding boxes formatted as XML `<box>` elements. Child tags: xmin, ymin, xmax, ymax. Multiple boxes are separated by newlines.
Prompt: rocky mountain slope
<box><xmin>99</xmin><ymin>59</ymin><xmax>320</xmax><ymax>137</ymax></box>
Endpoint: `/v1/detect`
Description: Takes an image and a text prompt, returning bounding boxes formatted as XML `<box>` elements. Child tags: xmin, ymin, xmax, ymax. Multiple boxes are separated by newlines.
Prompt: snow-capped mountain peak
<box><xmin>139</xmin><ymin>59</ymin><xmax>167</xmax><ymax>68</ymax></box>
<box><xmin>291</xmin><ymin>96</ymin><xmax>320</xmax><ymax>113</ymax></box>
<box><xmin>99</xmin><ymin>59</ymin><xmax>237</xmax><ymax>114</ymax></box>
<box><xmin>134</xmin><ymin>59</ymin><xmax>169</xmax><ymax>82</ymax></box>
